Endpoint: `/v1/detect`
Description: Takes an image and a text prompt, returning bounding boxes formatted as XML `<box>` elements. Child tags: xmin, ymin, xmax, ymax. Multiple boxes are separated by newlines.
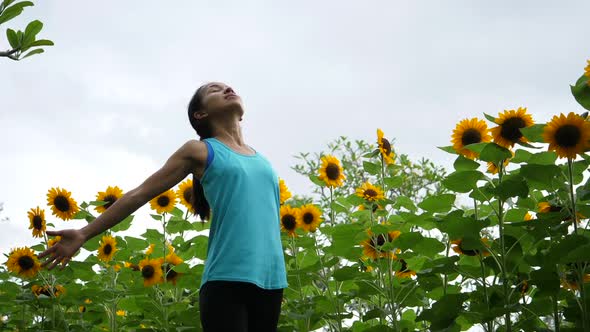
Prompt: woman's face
<box><xmin>199</xmin><ymin>82</ymin><xmax>243</xmax><ymax>119</ymax></box>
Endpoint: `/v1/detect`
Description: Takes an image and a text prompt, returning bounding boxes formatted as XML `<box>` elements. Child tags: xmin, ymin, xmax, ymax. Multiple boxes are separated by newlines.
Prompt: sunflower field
<box><xmin>2</xmin><ymin>61</ymin><xmax>590</xmax><ymax>332</ymax></box>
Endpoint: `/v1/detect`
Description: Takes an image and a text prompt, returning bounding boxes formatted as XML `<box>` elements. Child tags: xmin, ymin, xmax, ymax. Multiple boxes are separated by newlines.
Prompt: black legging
<box><xmin>199</xmin><ymin>280</ymin><xmax>284</xmax><ymax>332</ymax></box>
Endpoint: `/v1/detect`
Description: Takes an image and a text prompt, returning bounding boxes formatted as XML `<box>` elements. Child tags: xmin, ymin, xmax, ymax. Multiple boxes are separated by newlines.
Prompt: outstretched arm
<box><xmin>39</xmin><ymin>140</ymin><xmax>205</xmax><ymax>270</ymax></box>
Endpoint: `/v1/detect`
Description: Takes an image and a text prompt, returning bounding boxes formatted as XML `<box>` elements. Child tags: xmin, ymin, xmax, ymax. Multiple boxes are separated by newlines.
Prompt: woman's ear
<box><xmin>194</xmin><ymin>111</ymin><xmax>209</xmax><ymax>120</ymax></box>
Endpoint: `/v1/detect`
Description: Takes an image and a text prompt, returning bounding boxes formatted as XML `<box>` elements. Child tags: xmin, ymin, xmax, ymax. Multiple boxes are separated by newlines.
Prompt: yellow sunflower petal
<box><xmin>451</xmin><ymin>118</ymin><xmax>492</xmax><ymax>159</ymax></box>
<box><xmin>27</xmin><ymin>206</ymin><xmax>46</xmax><ymax>238</ymax></box>
<box><xmin>95</xmin><ymin>186</ymin><xmax>124</xmax><ymax>213</ymax></box>
<box><xmin>46</xmin><ymin>187</ymin><xmax>80</xmax><ymax>221</ymax></box>
<box><xmin>542</xmin><ymin>112</ymin><xmax>590</xmax><ymax>159</ymax></box>
<box><xmin>318</xmin><ymin>155</ymin><xmax>346</xmax><ymax>188</ymax></box>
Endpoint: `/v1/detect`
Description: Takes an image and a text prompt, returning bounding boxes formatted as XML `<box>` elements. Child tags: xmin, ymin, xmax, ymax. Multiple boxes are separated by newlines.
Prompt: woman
<box><xmin>39</xmin><ymin>82</ymin><xmax>289</xmax><ymax>332</ymax></box>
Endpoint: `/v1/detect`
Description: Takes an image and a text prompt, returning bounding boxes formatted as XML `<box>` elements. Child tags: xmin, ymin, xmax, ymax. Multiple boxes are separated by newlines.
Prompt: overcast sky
<box><xmin>1</xmin><ymin>1</ymin><xmax>589</xmax><ymax>257</ymax></box>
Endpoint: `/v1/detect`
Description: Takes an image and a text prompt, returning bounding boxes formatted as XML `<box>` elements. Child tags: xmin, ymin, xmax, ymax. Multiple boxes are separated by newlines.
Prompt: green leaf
<box><xmin>511</xmin><ymin>149</ymin><xmax>532</xmax><ymax>163</ymax></box>
<box><xmin>492</xmin><ymin>174</ymin><xmax>529</xmax><ymax>200</ymax></box>
<box><xmin>6</xmin><ymin>28</ymin><xmax>17</xmax><ymax>48</ymax></box>
<box><xmin>478</xmin><ymin>143</ymin><xmax>512</xmax><ymax>162</ymax></box>
<box><xmin>384</xmin><ymin>176</ymin><xmax>403</xmax><ymax>189</ymax></box>
<box><xmin>21</xmin><ymin>19</ymin><xmax>42</xmax><ymax>48</ymax></box>
<box><xmin>362</xmin><ymin>161</ymin><xmax>381</xmax><ymax>175</ymax></box>
<box><xmin>416</xmin><ymin>293</ymin><xmax>468</xmax><ymax>330</ymax></box>
<box><xmin>394</xmin><ymin>195</ymin><xmax>417</xmax><ymax>212</ymax></box>
<box><xmin>519</xmin><ymin>164</ymin><xmax>562</xmax><ymax>190</ymax></box>
<box><xmin>483</xmin><ymin>112</ymin><xmax>497</xmax><ymax>123</ymax></box>
<box><xmin>111</xmin><ymin>215</ymin><xmax>134</xmax><ymax>232</ymax></box>
<box><xmin>27</xmin><ymin>38</ymin><xmax>53</xmax><ymax>47</ymax></box>
<box><xmin>530</xmin><ymin>267</ymin><xmax>560</xmax><ymax>296</ymax></box>
<box><xmin>21</xmin><ymin>48</ymin><xmax>43</xmax><ymax>59</ymax></box>
<box><xmin>442</xmin><ymin>170</ymin><xmax>484</xmax><ymax>193</ymax></box>
<box><xmin>528</xmin><ymin>151</ymin><xmax>557</xmax><ymax>165</ymax></box>
<box><xmin>437</xmin><ymin>145</ymin><xmax>457</xmax><ymax>155</ymax></box>
<box><xmin>453</xmin><ymin>155</ymin><xmax>480</xmax><ymax>171</ymax></box>
<box><xmin>520</xmin><ymin>124</ymin><xmax>546</xmax><ymax>143</ymax></box>
<box><xmin>0</xmin><ymin>1</ymin><xmax>33</xmax><ymax>25</ymax></box>
<box><xmin>571</xmin><ymin>73</ymin><xmax>590</xmax><ymax>111</ymax></box>
<box><xmin>418</xmin><ymin>194</ymin><xmax>456</xmax><ymax>213</ymax></box>
<box><xmin>395</xmin><ymin>233</ymin><xmax>446</xmax><ymax>256</ymax></box>
<box><xmin>437</xmin><ymin>210</ymin><xmax>488</xmax><ymax>240</ymax></box>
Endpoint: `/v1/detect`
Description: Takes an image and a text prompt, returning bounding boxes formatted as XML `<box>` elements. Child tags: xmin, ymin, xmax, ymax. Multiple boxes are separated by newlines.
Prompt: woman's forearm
<box><xmin>80</xmin><ymin>189</ymin><xmax>145</xmax><ymax>241</ymax></box>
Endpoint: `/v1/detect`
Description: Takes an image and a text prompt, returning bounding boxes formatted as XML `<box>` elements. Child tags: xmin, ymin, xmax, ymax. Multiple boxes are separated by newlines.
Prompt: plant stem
<box><xmin>567</xmin><ymin>158</ymin><xmax>588</xmax><ymax>330</ymax></box>
<box><xmin>498</xmin><ymin>160</ymin><xmax>512</xmax><ymax>332</ymax></box>
<box><xmin>290</xmin><ymin>235</ymin><xmax>309</xmax><ymax>331</ymax></box>
<box><xmin>553</xmin><ymin>295</ymin><xmax>560</xmax><ymax>332</ymax></box>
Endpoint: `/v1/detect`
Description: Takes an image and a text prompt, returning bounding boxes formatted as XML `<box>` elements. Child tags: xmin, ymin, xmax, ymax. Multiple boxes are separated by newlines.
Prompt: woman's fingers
<box><xmin>38</xmin><ymin>244</ymin><xmax>57</xmax><ymax>259</ymax></box>
<box><xmin>46</xmin><ymin>230</ymin><xmax>64</xmax><ymax>237</ymax></box>
<box><xmin>47</xmin><ymin>255</ymin><xmax>64</xmax><ymax>270</ymax></box>
<box><xmin>60</xmin><ymin>256</ymin><xmax>72</xmax><ymax>270</ymax></box>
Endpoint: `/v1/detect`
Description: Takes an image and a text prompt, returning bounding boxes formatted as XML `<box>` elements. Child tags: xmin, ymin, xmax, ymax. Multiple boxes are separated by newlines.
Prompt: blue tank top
<box><xmin>199</xmin><ymin>137</ymin><xmax>289</xmax><ymax>290</ymax></box>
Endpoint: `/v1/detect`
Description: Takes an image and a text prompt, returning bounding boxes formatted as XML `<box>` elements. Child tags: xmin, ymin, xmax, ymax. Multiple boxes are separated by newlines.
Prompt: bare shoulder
<box><xmin>181</xmin><ymin>139</ymin><xmax>208</xmax><ymax>164</ymax></box>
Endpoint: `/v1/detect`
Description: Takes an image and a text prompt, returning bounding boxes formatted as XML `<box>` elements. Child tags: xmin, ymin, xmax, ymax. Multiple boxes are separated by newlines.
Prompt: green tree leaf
<box><xmin>418</xmin><ymin>194</ymin><xmax>456</xmax><ymax>213</ymax></box>
<box><xmin>520</xmin><ymin>124</ymin><xmax>546</xmax><ymax>143</ymax></box>
<box><xmin>442</xmin><ymin>170</ymin><xmax>484</xmax><ymax>193</ymax></box>
<box><xmin>571</xmin><ymin>73</ymin><xmax>590</xmax><ymax>111</ymax></box>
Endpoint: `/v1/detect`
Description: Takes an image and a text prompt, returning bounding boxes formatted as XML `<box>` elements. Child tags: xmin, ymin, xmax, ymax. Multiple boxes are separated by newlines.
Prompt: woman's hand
<box><xmin>39</xmin><ymin>229</ymin><xmax>86</xmax><ymax>270</ymax></box>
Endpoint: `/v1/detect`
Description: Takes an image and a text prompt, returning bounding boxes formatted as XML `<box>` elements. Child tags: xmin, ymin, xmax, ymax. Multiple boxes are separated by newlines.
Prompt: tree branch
<box><xmin>0</xmin><ymin>48</ymin><xmax>19</xmax><ymax>60</ymax></box>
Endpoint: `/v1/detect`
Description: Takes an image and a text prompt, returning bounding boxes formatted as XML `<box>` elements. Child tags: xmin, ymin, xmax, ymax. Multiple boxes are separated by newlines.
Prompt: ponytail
<box><xmin>187</xmin><ymin>84</ymin><xmax>213</xmax><ymax>222</ymax></box>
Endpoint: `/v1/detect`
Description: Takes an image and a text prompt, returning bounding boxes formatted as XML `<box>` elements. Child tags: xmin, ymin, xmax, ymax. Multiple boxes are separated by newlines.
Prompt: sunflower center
<box><xmin>183</xmin><ymin>189</ymin><xmax>192</xmax><ymax>204</ymax></box>
<box><xmin>165</xmin><ymin>264</ymin><xmax>178</xmax><ymax>280</ymax></box>
<box><xmin>303</xmin><ymin>212</ymin><xmax>314</xmax><ymax>225</ymax></box>
<box><xmin>142</xmin><ymin>265</ymin><xmax>155</xmax><ymax>279</ymax></box>
<box><xmin>326</xmin><ymin>163</ymin><xmax>341</xmax><ymax>180</ymax></box>
<box><xmin>157</xmin><ymin>196</ymin><xmax>170</xmax><ymax>207</ymax></box>
<box><xmin>398</xmin><ymin>259</ymin><xmax>408</xmax><ymax>272</ymax></box>
<box><xmin>555</xmin><ymin>124</ymin><xmax>581</xmax><ymax>147</ymax></box>
<box><xmin>103</xmin><ymin>244</ymin><xmax>112</xmax><ymax>255</ymax></box>
<box><xmin>103</xmin><ymin>195</ymin><xmax>117</xmax><ymax>209</ymax></box>
<box><xmin>371</xmin><ymin>234</ymin><xmax>389</xmax><ymax>248</ymax></box>
<box><xmin>18</xmin><ymin>255</ymin><xmax>35</xmax><ymax>270</ymax></box>
<box><xmin>459</xmin><ymin>243</ymin><xmax>479</xmax><ymax>256</ymax></box>
<box><xmin>364</xmin><ymin>189</ymin><xmax>378</xmax><ymax>198</ymax></box>
<box><xmin>32</xmin><ymin>216</ymin><xmax>43</xmax><ymax>230</ymax></box>
<box><xmin>461</xmin><ymin>128</ymin><xmax>482</xmax><ymax>146</ymax></box>
<box><xmin>500</xmin><ymin>117</ymin><xmax>526</xmax><ymax>142</ymax></box>
<box><xmin>381</xmin><ymin>138</ymin><xmax>392</xmax><ymax>155</ymax></box>
<box><xmin>54</xmin><ymin>195</ymin><xmax>71</xmax><ymax>212</ymax></box>
<box><xmin>282</xmin><ymin>214</ymin><xmax>297</xmax><ymax>230</ymax></box>
<box><xmin>549</xmin><ymin>205</ymin><xmax>562</xmax><ymax>213</ymax></box>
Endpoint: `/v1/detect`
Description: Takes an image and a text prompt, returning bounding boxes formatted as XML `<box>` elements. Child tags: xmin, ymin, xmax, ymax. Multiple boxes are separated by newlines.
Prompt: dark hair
<box><xmin>187</xmin><ymin>84</ymin><xmax>212</xmax><ymax>222</ymax></box>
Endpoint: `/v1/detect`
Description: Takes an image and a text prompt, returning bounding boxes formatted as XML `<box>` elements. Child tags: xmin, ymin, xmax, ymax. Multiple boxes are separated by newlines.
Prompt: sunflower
<box><xmin>542</xmin><ymin>112</ymin><xmax>590</xmax><ymax>159</ymax></box>
<box><xmin>138</xmin><ymin>257</ymin><xmax>164</xmax><ymax>287</ymax></box>
<box><xmin>360</xmin><ymin>228</ymin><xmax>401</xmax><ymax>260</ymax></box>
<box><xmin>297</xmin><ymin>204</ymin><xmax>323</xmax><ymax>233</ymax></box>
<box><xmin>524</xmin><ymin>212</ymin><xmax>534</xmax><ymax>221</ymax></box>
<box><xmin>47</xmin><ymin>236</ymin><xmax>61</xmax><ymax>247</ymax></box>
<box><xmin>451</xmin><ymin>238</ymin><xmax>491</xmax><ymax>257</ymax></box>
<box><xmin>377</xmin><ymin>128</ymin><xmax>395</xmax><ymax>165</ymax></box>
<box><xmin>562</xmin><ymin>270</ymin><xmax>590</xmax><ymax>291</ymax></box>
<box><xmin>116</xmin><ymin>310</ymin><xmax>127</xmax><ymax>317</ymax></box>
<box><xmin>95</xmin><ymin>186</ymin><xmax>124</xmax><ymax>213</ymax></box>
<box><xmin>360</xmin><ymin>257</ymin><xmax>374</xmax><ymax>272</ymax></box>
<box><xmin>486</xmin><ymin>150</ymin><xmax>513</xmax><ymax>174</ymax></box>
<box><xmin>6</xmin><ymin>247</ymin><xmax>41</xmax><ymax>278</ymax></box>
<box><xmin>145</xmin><ymin>243</ymin><xmax>155</xmax><ymax>256</ymax></box>
<box><xmin>357</xmin><ymin>204</ymin><xmax>383</xmax><ymax>213</ymax></box>
<box><xmin>394</xmin><ymin>259</ymin><xmax>416</xmax><ymax>278</ymax></box>
<box><xmin>31</xmin><ymin>284</ymin><xmax>65</xmax><ymax>298</ymax></box>
<box><xmin>27</xmin><ymin>206</ymin><xmax>46</xmax><ymax>238</ymax></box>
<box><xmin>124</xmin><ymin>261</ymin><xmax>140</xmax><ymax>271</ymax></box>
<box><xmin>149</xmin><ymin>189</ymin><xmax>177</xmax><ymax>214</ymax></box>
<box><xmin>46</xmin><ymin>187</ymin><xmax>80</xmax><ymax>221</ymax></box>
<box><xmin>318</xmin><ymin>155</ymin><xmax>346</xmax><ymax>188</ymax></box>
<box><xmin>518</xmin><ymin>279</ymin><xmax>530</xmax><ymax>296</ymax></box>
<box><xmin>175</xmin><ymin>179</ymin><xmax>194</xmax><ymax>213</ymax></box>
<box><xmin>280</xmin><ymin>205</ymin><xmax>300</xmax><ymax>237</ymax></box>
<box><xmin>585</xmin><ymin>59</ymin><xmax>590</xmax><ymax>86</ymax></box>
<box><xmin>97</xmin><ymin>235</ymin><xmax>117</xmax><ymax>262</ymax></box>
<box><xmin>490</xmin><ymin>107</ymin><xmax>534</xmax><ymax>148</ymax></box>
<box><xmin>451</xmin><ymin>118</ymin><xmax>492</xmax><ymax>159</ymax></box>
<box><xmin>355</xmin><ymin>181</ymin><xmax>385</xmax><ymax>202</ymax></box>
<box><xmin>279</xmin><ymin>178</ymin><xmax>292</xmax><ymax>205</ymax></box>
<box><xmin>537</xmin><ymin>202</ymin><xmax>584</xmax><ymax>223</ymax></box>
